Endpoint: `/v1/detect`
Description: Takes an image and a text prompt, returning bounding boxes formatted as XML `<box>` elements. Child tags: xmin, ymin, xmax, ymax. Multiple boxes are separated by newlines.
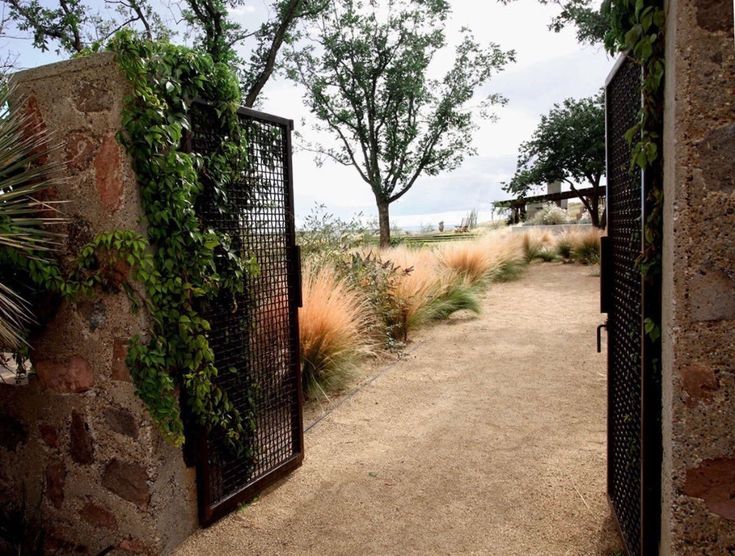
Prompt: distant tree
<box><xmin>503</xmin><ymin>92</ymin><xmax>606</xmax><ymax>228</ymax></box>
<box><xmin>1</xmin><ymin>0</ymin><xmax>325</xmax><ymax>106</ymax></box>
<box><xmin>287</xmin><ymin>0</ymin><xmax>513</xmax><ymax>247</ymax></box>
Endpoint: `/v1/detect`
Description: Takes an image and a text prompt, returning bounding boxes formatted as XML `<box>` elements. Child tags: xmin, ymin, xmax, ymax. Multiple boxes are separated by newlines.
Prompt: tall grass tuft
<box><xmin>439</xmin><ymin>241</ymin><xmax>495</xmax><ymax>285</ymax></box>
<box><xmin>298</xmin><ymin>266</ymin><xmax>372</xmax><ymax>400</ymax></box>
<box><xmin>521</xmin><ymin>231</ymin><xmax>555</xmax><ymax>262</ymax></box>
<box><xmin>555</xmin><ymin>233</ymin><xmax>574</xmax><ymax>259</ymax></box>
<box><xmin>484</xmin><ymin>233</ymin><xmax>527</xmax><ymax>282</ymax></box>
<box><xmin>423</xmin><ymin>277</ymin><xmax>481</xmax><ymax>321</ymax></box>
<box><xmin>569</xmin><ymin>228</ymin><xmax>601</xmax><ymax>264</ymax></box>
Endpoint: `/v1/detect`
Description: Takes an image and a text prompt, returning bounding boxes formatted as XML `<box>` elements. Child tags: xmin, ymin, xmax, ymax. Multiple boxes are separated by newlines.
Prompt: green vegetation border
<box><xmin>5</xmin><ymin>33</ymin><xmax>259</xmax><ymax>456</ymax></box>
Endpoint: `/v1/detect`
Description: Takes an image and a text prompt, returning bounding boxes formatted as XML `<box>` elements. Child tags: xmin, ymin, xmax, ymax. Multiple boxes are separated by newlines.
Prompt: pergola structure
<box><xmin>494</xmin><ymin>186</ymin><xmax>607</xmax><ymax>223</ymax></box>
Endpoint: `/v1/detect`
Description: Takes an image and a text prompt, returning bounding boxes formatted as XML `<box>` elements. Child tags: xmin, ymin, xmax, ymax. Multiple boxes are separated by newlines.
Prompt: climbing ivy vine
<box><xmin>107</xmin><ymin>30</ymin><xmax>258</xmax><ymax>452</ymax></box>
<box><xmin>604</xmin><ymin>0</ymin><xmax>665</xmax><ymax>342</ymax></box>
<box><xmin>4</xmin><ymin>32</ymin><xmax>259</xmax><ymax>454</ymax></box>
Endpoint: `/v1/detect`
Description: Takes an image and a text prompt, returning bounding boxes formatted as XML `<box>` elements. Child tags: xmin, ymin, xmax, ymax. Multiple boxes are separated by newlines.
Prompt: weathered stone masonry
<box><xmin>661</xmin><ymin>0</ymin><xmax>735</xmax><ymax>553</ymax></box>
<box><xmin>0</xmin><ymin>54</ymin><xmax>198</xmax><ymax>554</ymax></box>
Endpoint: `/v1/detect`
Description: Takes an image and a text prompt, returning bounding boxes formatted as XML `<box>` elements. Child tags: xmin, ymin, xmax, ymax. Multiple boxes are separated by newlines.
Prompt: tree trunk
<box><xmin>589</xmin><ymin>199</ymin><xmax>601</xmax><ymax>228</ymax></box>
<box><xmin>377</xmin><ymin>198</ymin><xmax>391</xmax><ymax>248</ymax></box>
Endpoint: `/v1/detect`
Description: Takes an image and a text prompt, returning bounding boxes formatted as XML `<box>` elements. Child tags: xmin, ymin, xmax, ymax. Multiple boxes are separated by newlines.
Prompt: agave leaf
<box><xmin>0</xmin><ymin>83</ymin><xmax>67</xmax><ymax>349</ymax></box>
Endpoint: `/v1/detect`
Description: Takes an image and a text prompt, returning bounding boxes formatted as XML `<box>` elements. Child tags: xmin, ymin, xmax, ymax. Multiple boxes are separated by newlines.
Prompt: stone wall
<box><xmin>661</xmin><ymin>0</ymin><xmax>735</xmax><ymax>553</ymax></box>
<box><xmin>0</xmin><ymin>53</ymin><xmax>198</xmax><ymax>554</ymax></box>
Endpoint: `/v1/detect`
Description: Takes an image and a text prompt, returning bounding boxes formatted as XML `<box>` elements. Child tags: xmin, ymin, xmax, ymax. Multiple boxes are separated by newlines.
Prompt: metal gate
<box><xmin>188</xmin><ymin>101</ymin><xmax>303</xmax><ymax>525</ymax></box>
<box><xmin>601</xmin><ymin>55</ymin><xmax>661</xmax><ymax>555</ymax></box>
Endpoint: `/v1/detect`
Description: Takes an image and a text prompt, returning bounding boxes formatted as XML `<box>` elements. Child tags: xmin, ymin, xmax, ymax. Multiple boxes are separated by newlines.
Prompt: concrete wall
<box><xmin>661</xmin><ymin>0</ymin><xmax>735</xmax><ymax>553</ymax></box>
<box><xmin>0</xmin><ymin>53</ymin><xmax>198</xmax><ymax>554</ymax></box>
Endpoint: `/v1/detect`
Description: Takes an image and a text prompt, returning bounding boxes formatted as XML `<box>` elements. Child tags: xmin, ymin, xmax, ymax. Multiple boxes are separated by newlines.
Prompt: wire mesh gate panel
<box><xmin>602</xmin><ymin>55</ymin><xmax>661</xmax><ymax>555</ymax></box>
<box><xmin>189</xmin><ymin>102</ymin><xmax>303</xmax><ymax>525</ymax></box>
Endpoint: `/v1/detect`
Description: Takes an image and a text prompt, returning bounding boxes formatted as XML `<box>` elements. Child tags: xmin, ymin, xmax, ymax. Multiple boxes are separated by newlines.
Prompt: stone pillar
<box><xmin>661</xmin><ymin>0</ymin><xmax>735</xmax><ymax>552</ymax></box>
<box><xmin>0</xmin><ymin>53</ymin><xmax>198</xmax><ymax>554</ymax></box>
<box><xmin>547</xmin><ymin>180</ymin><xmax>566</xmax><ymax>208</ymax></box>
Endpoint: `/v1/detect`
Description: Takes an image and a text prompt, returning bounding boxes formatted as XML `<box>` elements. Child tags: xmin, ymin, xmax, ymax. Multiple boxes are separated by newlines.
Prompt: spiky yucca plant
<box><xmin>0</xmin><ymin>86</ymin><xmax>64</xmax><ymax>349</ymax></box>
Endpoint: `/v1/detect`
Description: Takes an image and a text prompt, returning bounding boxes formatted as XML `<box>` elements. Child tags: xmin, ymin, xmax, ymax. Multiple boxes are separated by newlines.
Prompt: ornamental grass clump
<box><xmin>299</xmin><ymin>265</ymin><xmax>372</xmax><ymax>400</ymax></box>
<box><xmin>439</xmin><ymin>240</ymin><xmax>495</xmax><ymax>285</ymax></box>
<box><xmin>569</xmin><ymin>228</ymin><xmax>601</xmax><ymax>265</ymax></box>
<box><xmin>555</xmin><ymin>233</ymin><xmax>574</xmax><ymax>259</ymax></box>
<box><xmin>355</xmin><ymin>246</ymin><xmax>483</xmax><ymax>342</ymax></box>
<box><xmin>483</xmin><ymin>233</ymin><xmax>527</xmax><ymax>282</ymax></box>
<box><xmin>381</xmin><ymin>246</ymin><xmax>442</xmax><ymax>334</ymax></box>
<box><xmin>521</xmin><ymin>230</ymin><xmax>556</xmax><ymax>262</ymax></box>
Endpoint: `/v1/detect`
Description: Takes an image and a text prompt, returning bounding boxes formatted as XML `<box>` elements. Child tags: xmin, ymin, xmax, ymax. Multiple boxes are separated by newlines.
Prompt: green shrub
<box><xmin>424</xmin><ymin>281</ymin><xmax>481</xmax><ymax>321</ymax></box>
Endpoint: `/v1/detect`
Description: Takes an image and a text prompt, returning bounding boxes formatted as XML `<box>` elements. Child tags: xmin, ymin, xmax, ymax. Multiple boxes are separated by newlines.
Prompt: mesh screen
<box><xmin>606</xmin><ymin>57</ymin><xmax>643</xmax><ymax>555</ymax></box>
<box><xmin>190</xmin><ymin>102</ymin><xmax>301</xmax><ymax>509</ymax></box>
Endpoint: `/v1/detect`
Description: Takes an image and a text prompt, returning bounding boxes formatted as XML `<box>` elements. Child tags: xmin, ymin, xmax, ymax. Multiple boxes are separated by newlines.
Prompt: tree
<box><xmin>1</xmin><ymin>0</ymin><xmax>325</xmax><ymax>106</ymax></box>
<box><xmin>287</xmin><ymin>0</ymin><xmax>514</xmax><ymax>247</ymax></box>
<box><xmin>500</xmin><ymin>0</ymin><xmax>609</xmax><ymax>46</ymax></box>
<box><xmin>503</xmin><ymin>93</ymin><xmax>606</xmax><ymax>228</ymax></box>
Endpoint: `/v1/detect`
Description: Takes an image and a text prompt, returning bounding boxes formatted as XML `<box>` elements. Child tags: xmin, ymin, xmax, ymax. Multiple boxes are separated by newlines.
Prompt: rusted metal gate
<box><xmin>189</xmin><ymin>101</ymin><xmax>303</xmax><ymax>525</ymax></box>
<box><xmin>600</xmin><ymin>55</ymin><xmax>661</xmax><ymax>555</ymax></box>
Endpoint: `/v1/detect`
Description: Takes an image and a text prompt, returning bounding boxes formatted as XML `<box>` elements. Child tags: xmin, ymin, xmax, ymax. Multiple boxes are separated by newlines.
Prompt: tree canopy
<box><xmin>287</xmin><ymin>0</ymin><xmax>514</xmax><ymax>246</ymax></box>
<box><xmin>1</xmin><ymin>0</ymin><xmax>326</xmax><ymax>106</ymax></box>
<box><xmin>503</xmin><ymin>92</ymin><xmax>606</xmax><ymax>227</ymax></box>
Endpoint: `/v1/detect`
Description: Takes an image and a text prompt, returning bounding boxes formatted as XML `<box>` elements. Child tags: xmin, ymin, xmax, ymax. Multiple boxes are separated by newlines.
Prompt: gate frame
<box><xmin>187</xmin><ymin>102</ymin><xmax>305</xmax><ymax>526</ymax></box>
<box><xmin>603</xmin><ymin>53</ymin><xmax>663</xmax><ymax>556</ymax></box>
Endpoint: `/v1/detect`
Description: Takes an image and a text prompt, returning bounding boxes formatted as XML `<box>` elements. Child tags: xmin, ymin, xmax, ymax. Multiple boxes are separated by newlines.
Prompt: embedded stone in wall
<box><xmin>111</xmin><ymin>338</ymin><xmax>132</xmax><ymax>382</ymax></box>
<box><xmin>94</xmin><ymin>134</ymin><xmax>124</xmax><ymax>213</ymax></box>
<box><xmin>79</xmin><ymin>499</ymin><xmax>117</xmax><ymax>530</ymax></box>
<box><xmin>70</xmin><ymin>410</ymin><xmax>94</xmax><ymax>464</ymax></box>
<box><xmin>22</xmin><ymin>96</ymin><xmax>48</xmax><ymax>164</ymax></box>
<box><xmin>102</xmin><ymin>459</ymin><xmax>151</xmax><ymax>508</ymax></box>
<box><xmin>38</xmin><ymin>423</ymin><xmax>59</xmax><ymax>449</ymax></box>
<box><xmin>35</xmin><ymin>356</ymin><xmax>94</xmax><ymax>393</ymax></box>
<box><xmin>104</xmin><ymin>407</ymin><xmax>139</xmax><ymax>439</ymax></box>
<box><xmin>0</xmin><ymin>414</ymin><xmax>28</xmax><ymax>452</ymax></box>
<box><xmin>684</xmin><ymin>458</ymin><xmax>735</xmax><ymax>521</ymax></box>
<box><xmin>680</xmin><ymin>362</ymin><xmax>719</xmax><ymax>406</ymax></box>
<box><xmin>45</xmin><ymin>460</ymin><xmax>66</xmax><ymax>508</ymax></box>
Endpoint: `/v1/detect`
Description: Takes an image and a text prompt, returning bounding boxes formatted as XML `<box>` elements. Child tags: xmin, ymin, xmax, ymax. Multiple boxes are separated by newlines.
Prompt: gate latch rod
<box><xmin>597</xmin><ymin>321</ymin><xmax>607</xmax><ymax>353</ymax></box>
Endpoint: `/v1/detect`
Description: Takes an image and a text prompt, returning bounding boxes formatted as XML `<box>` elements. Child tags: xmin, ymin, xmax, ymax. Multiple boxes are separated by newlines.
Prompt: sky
<box><xmin>2</xmin><ymin>0</ymin><xmax>616</xmax><ymax>228</ymax></box>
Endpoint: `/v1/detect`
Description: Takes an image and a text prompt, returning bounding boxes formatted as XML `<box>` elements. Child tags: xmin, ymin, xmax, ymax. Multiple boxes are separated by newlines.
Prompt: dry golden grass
<box><xmin>299</xmin><ymin>265</ymin><xmax>372</xmax><ymax>399</ymax></box>
<box><xmin>521</xmin><ymin>230</ymin><xmax>557</xmax><ymax>262</ymax></box>
<box><xmin>380</xmin><ymin>246</ymin><xmax>444</xmax><ymax>330</ymax></box>
<box><xmin>439</xmin><ymin>240</ymin><xmax>496</xmax><ymax>284</ymax></box>
<box><xmin>296</xmin><ymin>226</ymin><xmax>599</xmax><ymax>400</ymax></box>
<box><xmin>437</xmin><ymin>230</ymin><xmax>526</xmax><ymax>284</ymax></box>
<box><xmin>565</xmin><ymin>227</ymin><xmax>602</xmax><ymax>264</ymax></box>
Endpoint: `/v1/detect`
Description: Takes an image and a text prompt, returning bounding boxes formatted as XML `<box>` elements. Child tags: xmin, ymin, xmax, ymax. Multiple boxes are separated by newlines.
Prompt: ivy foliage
<box><xmin>107</xmin><ymin>30</ymin><xmax>258</xmax><ymax>451</ymax></box>
<box><xmin>605</xmin><ymin>0</ymin><xmax>665</xmax><ymax>344</ymax></box>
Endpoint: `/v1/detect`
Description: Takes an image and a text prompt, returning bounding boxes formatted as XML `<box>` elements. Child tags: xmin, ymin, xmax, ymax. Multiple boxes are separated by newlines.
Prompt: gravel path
<box><xmin>176</xmin><ymin>263</ymin><xmax>622</xmax><ymax>555</ymax></box>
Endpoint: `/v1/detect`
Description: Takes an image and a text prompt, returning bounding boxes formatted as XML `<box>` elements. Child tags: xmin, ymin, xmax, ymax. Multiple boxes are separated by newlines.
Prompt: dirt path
<box><xmin>176</xmin><ymin>263</ymin><xmax>622</xmax><ymax>555</ymax></box>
